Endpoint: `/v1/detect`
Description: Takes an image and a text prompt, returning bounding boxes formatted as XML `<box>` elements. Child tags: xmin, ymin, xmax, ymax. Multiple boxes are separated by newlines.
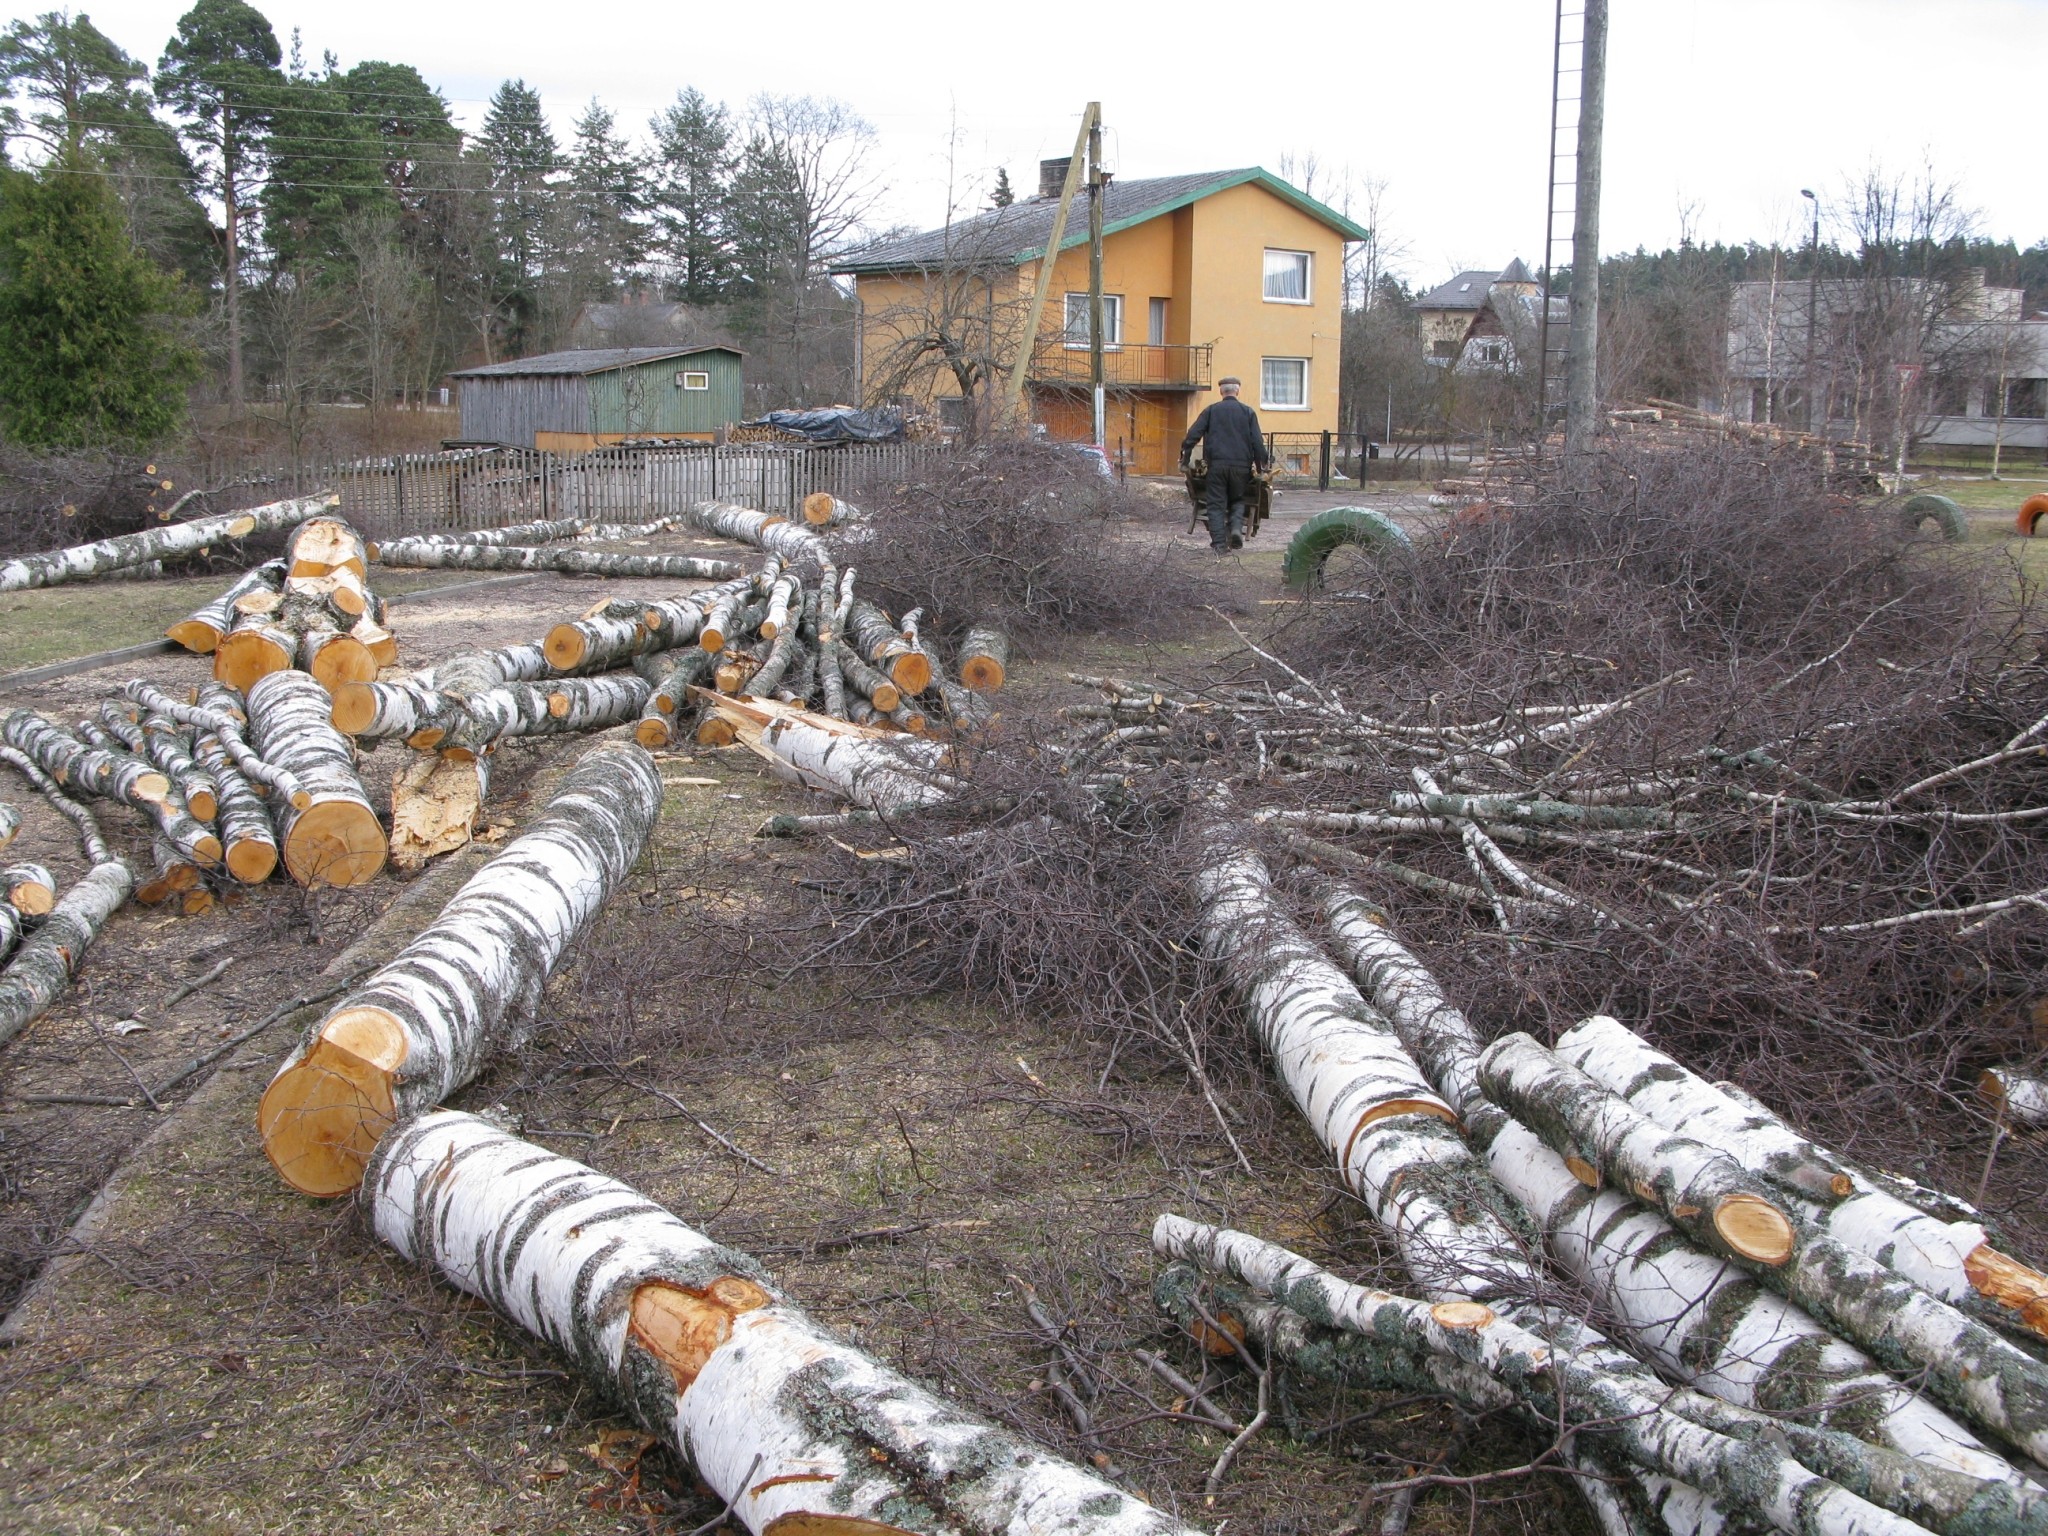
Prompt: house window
<box><xmin>1432</xmin><ymin>338</ymin><xmax>1458</xmax><ymax>359</ymax></box>
<box><xmin>937</xmin><ymin>395</ymin><xmax>970</xmax><ymax>429</ymax></box>
<box><xmin>1261</xmin><ymin>357</ymin><xmax>1309</xmax><ymax>409</ymax></box>
<box><xmin>677</xmin><ymin>371</ymin><xmax>710</xmax><ymax>390</ymax></box>
<box><xmin>1474</xmin><ymin>339</ymin><xmax>1507</xmax><ymax>366</ymax></box>
<box><xmin>1263</xmin><ymin>249</ymin><xmax>1311</xmax><ymax>303</ymax></box>
<box><xmin>1148</xmin><ymin>297</ymin><xmax>1168</xmax><ymax>346</ymax></box>
<box><xmin>1063</xmin><ymin>292</ymin><xmax>1123</xmax><ymax>348</ymax></box>
<box><xmin>2005</xmin><ymin>378</ymin><xmax>2047</xmax><ymax>419</ymax></box>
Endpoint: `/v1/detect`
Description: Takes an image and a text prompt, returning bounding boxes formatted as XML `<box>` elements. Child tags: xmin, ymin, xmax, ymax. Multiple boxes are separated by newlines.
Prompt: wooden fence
<box><xmin>223</xmin><ymin>442</ymin><xmax>945</xmax><ymax>540</ymax></box>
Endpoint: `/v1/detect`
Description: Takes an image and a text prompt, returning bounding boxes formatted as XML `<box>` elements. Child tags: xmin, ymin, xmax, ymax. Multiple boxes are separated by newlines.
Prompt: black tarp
<box><xmin>744</xmin><ymin>407</ymin><xmax>906</xmax><ymax>443</ymax></box>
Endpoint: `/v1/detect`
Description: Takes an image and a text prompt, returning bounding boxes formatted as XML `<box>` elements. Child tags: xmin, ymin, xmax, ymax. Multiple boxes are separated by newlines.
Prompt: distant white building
<box><xmin>1414</xmin><ymin>259</ymin><xmax>1566</xmax><ymax>374</ymax></box>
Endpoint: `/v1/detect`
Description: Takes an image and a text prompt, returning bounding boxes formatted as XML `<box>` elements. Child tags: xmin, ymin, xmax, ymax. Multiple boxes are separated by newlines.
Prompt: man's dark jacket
<box><xmin>1181</xmin><ymin>396</ymin><xmax>1270</xmax><ymax>468</ymax></box>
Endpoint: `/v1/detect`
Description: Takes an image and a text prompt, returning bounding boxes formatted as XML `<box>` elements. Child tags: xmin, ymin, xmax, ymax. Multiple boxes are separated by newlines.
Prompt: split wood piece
<box><xmin>135</xmin><ymin>835</ymin><xmax>203</xmax><ymax>905</ymax></box>
<box><xmin>298</xmin><ymin>625</ymin><xmax>378</xmax><ymax>692</ymax></box>
<box><xmin>366</xmin><ymin>517</ymin><xmax>587</xmax><ymax>559</ymax></box>
<box><xmin>0</xmin><ymin>801</ymin><xmax>14</xmax><ymax>852</ymax></box>
<box><xmin>1195</xmin><ymin>837</ymin><xmax>1537</xmax><ymax>1302</ymax></box>
<box><xmin>3</xmin><ymin>862</ymin><xmax>55</xmax><ymax>917</ymax></box>
<box><xmin>631</xmin><ymin>651</ymin><xmax>718</xmax><ymax>749</ymax></box>
<box><xmin>371</xmin><ymin>541</ymin><xmax>744</xmax><ymax>581</ymax></box>
<box><xmin>284</xmin><ymin>515</ymin><xmax>368</xmax><ymax>580</ymax></box>
<box><xmin>1320</xmin><ymin>897</ymin><xmax>2037</xmax><ymax>1485</ymax></box>
<box><xmin>1481</xmin><ymin>1030</ymin><xmax>2048</xmax><ymax>1463</ymax></box>
<box><xmin>125</xmin><ymin>682</ymin><xmax>309</xmax><ymax>811</ymax></box>
<box><xmin>705</xmin><ymin>693</ymin><xmax>954</xmax><ymax>813</ymax></box>
<box><xmin>847</xmin><ymin>601</ymin><xmax>931</xmax><ymax>695</ymax></box>
<box><xmin>958</xmin><ymin>623</ymin><xmax>1010</xmax><ymax>693</ymax></box>
<box><xmin>0</xmin><ymin>491</ymin><xmax>335</xmax><ymax>595</ymax></box>
<box><xmin>800</xmin><ymin>491</ymin><xmax>860</xmax><ymax>526</ymax></box>
<box><xmin>167</xmin><ymin>558</ymin><xmax>286</xmax><ymax>653</ymax></box>
<box><xmin>836</xmin><ymin>645</ymin><xmax>902</xmax><ymax>713</ymax></box>
<box><xmin>1478</xmin><ymin>1032</ymin><xmax>1799</xmax><ymax>1265</ymax></box>
<box><xmin>245</xmin><ymin>671</ymin><xmax>385</xmax><ymax>888</ymax></box>
<box><xmin>681</xmin><ymin>500</ymin><xmax>830</xmax><ymax>570</ymax></box>
<box><xmin>0</xmin><ymin>710</ymin><xmax>170</xmax><ymax>808</ymax></box>
<box><xmin>0</xmin><ymin>745</ymin><xmax>113</xmax><ymax>865</ymax></box>
<box><xmin>0</xmin><ymin>861</ymin><xmax>133</xmax><ymax>1049</ymax></box>
<box><xmin>388</xmin><ymin>753</ymin><xmax>488</xmax><ymax>871</ymax></box>
<box><xmin>260</xmin><ymin>742</ymin><xmax>660</xmax><ymax>1195</ymax></box>
<box><xmin>435</xmin><ymin>676</ymin><xmax>652</xmax><ymax>760</ymax></box>
<box><xmin>1154</xmin><ymin>1220</ymin><xmax>1972</xmax><ymax>1536</ymax></box>
<box><xmin>1554</xmin><ymin>1017</ymin><xmax>2048</xmax><ymax>1341</ymax></box>
<box><xmin>1981</xmin><ymin>1068</ymin><xmax>2048</xmax><ymax>1132</ymax></box>
<box><xmin>211</xmin><ymin>614</ymin><xmax>298</xmax><ymax>690</ymax></box>
<box><xmin>366</xmin><ymin>1111</ymin><xmax>1201</xmax><ymax>1536</ymax></box>
<box><xmin>193</xmin><ymin>730</ymin><xmax>278</xmax><ymax>882</ymax></box>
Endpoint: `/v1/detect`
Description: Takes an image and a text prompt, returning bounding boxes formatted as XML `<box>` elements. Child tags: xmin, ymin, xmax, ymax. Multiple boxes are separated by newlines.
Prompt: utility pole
<box><xmin>1088</xmin><ymin>112</ymin><xmax>1107</xmax><ymax>448</ymax></box>
<box><xmin>1563</xmin><ymin>0</ymin><xmax>1607</xmax><ymax>454</ymax></box>
<box><xmin>1000</xmin><ymin>103</ymin><xmax>1098</xmax><ymax>428</ymax></box>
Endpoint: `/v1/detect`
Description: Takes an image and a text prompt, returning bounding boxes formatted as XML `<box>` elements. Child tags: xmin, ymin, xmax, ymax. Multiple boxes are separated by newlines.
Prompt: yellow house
<box><xmin>832</xmin><ymin>165</ymin><xmax>1367</xmax><ymax>475</ymax></box>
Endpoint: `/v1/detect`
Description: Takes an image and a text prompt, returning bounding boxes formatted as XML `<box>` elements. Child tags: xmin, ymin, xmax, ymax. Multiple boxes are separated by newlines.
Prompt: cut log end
<box><xmin>226</xmin><ymin>514</ymin><xmax>257</xmax><ymax>538</ymax></box>
<box><xmin>887</xmin><ymin>653</ymin><xmax>932</xmax><ymax>696</ymax></box>
<box><xmin>699</xmin><ymin>626</ymin><xmax>728</xmax><ymax>654</ymax></box>
<box><xmin>959</xmin><ymin>655</ymin><xmax>1006</xmax><ymax>692</ymax></box>
<box><xmin>542</xmin><ymin>625</ymin><xmax>589</xmax><ymax>670</ymax></box>
<box><xmin>1428</xmin><ymin>1300</ymin><xmax>1497</xmax><ymax>1331</ymax></box>
<box><xmin>191</xmin><ymin>832</ymin><xmax>224</xmax><ymax>867</ymax></box>
<box><xmin>547</xmin><ymin>692</ymin><xmax>571</xmax><ymax>719</ymax></box>
<box><xmin>307</xmin><ymin>636</ymin><xmax>377</xmax><ymax>692</ymax></box>
<box><xmin>226</xmin><ymin>838</ymin><xmax>278</xmax><ymax>884</ymax></box>
<box><xmin>869</xmin><ymin>681</ymin><xmax>901</xmax><ymax>713</ymax></box>
<box><xmin>1711</xmin><ymin>1192</ymin><xmax>1796</xmax><ymax>1266</ymax></box>
<box><xmin>1563</xmin><ymin>1153</ymin><xmax>1602</xmax><ymax>1188</ymax></box>
<box><xmin>166</xmin><ymin>619</ymin><xmax>222</xmax><ymax>654</ymax></box>
<box><xmin>135</xmin><ymin>771</ymin><xmax>171</xmax><ymax>804</ymax></box>
<box><xmin>634</xmin><ymin>718</ymin><xmax>674</xmax><ymax>750</ymax></box>
<box><xmin>213</xmin><ymin>629</ymin><xmax>296</xmax><ymax>692</ymax></box>
<box><xmin>187</xmin><ymin>788</ymin><xmax>220</xmax><ymax>822</ymax></box>
<box><xmin>759</xmin><ymin>1515</ymin><xmax>920</xmax><ymax>1535</ymax></box>
<box><xmin>801</xmin><ymin>490</ymin><xmax>838</xmax><ymax>525</ymax></box>
<box><xmin>1964</xmin><ymin>1241</ymin><xmax>2048</xmax><ymax>1337</ymax></box>
<box><xmin>627</xmin><ymin>1277</ymin><xmax>771</xmax><ymax>1392</ymax></box>
<box><xmin>281</xmin><ymin>798</ymin><xmax>387</xmax><ymax>888</ymax></box>
<box><xmin>8</xmin><ymin>885</ymin><xmax>54</xmax><ymax>917</ymax></box>
<box><xmin>696</xmin><ymin>717</ymin><xmax>738</xmax><ymax>747</ymax></box>
<box><xmin>259</xmin><ymin>1006</ymin><xmax>406</xmax><ymax>1197</ymax></box>
<box><xmin>330</xmin><ymin>683</ymin><xmax>378</xmax><ymax>736</ymax></box>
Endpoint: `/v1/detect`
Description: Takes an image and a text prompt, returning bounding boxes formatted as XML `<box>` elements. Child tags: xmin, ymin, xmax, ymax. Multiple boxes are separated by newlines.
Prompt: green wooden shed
<box><xmin>451</xmin><ymin>346</ymin><xmax>745</xmax><ymax>451</ymax></box>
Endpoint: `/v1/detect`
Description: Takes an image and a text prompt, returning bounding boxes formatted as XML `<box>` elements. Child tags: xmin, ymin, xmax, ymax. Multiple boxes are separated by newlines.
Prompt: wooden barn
<box><xmin>452</xmin><ymin>346</ymin><xmax>744</xmax><ymax>452</ymax></box>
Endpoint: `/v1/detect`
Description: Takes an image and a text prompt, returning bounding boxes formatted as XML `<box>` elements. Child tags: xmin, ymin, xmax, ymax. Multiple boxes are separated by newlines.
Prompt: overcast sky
<box><xmin>43</xmin><ymin>0</ymin><xmax>2048</xmax><ymax>282</ymax></box>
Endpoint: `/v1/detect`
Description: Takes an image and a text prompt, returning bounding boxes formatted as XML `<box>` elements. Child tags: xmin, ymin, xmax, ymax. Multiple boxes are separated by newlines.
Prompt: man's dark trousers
<box><xmin>1205</xmin><ymin>462</ymin><xmax>1253</xmax><ymax>549</ymax></box>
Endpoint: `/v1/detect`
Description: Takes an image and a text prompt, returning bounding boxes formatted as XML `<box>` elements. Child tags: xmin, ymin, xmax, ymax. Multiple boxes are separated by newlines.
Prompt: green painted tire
<box><xmin>1900</xmin><ymin>492</ymin><xmax>1967</xmax><ymax>542</ymax></box>
<box><xmin>1283</xmin><ymin>506</ymin><xmax>1412</xmax><ymax>589</ymax></box>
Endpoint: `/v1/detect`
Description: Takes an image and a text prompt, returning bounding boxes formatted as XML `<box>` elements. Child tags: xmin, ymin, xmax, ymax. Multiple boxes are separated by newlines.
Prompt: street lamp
<box><xmin>1801</xmin><ymin>188</ymin><xmax>1819</xmax><ymax>432</ymax></box>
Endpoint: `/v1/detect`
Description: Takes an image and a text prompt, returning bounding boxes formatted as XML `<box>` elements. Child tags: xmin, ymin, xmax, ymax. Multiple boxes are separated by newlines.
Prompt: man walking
<box><xmin>1180</xmin><ymin>378</ymin><xmax>1270</xmax><ymax>552</ymax></box>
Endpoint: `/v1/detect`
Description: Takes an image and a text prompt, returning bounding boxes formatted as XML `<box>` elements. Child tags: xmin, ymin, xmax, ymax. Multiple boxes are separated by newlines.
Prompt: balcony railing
<box><xmin>1028</xmin><ymin>340</ymin><xmax>1213</xmax><ymax>391</ymax></box>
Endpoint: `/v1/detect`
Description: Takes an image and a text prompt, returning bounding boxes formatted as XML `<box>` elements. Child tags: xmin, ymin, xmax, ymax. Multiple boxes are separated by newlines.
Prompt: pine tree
<box><xmin>0</xmin><ymin>166</ymin><xmax>200</xmax><ymax>446</ymax></box>
<box><xmin>990</xmin><ymin>166</ymin><xmax>1014</xmax><ymax>208</ymax></box>
<box><xmin>156</xmin><ymin>0</ymin><xmax>284</xmax><ymax>405</ymax></box>
<box><xmin>472</xmin><ymin>78</ymin><xmax>556</xmax><ymax>349</ymax></box>
<box><xmin>565</xmin><ymin>98</ymin><xmax>646</xmax><ymax>295</ymax></box>
<box><xmin>263</xmin><ymin>61</ymin><xmax>391</xmax><ymax>271</ymax></box>
<box><xmin>648</xmin><ymin>87</ymin><xmax>732</xmax><ymax>304</ymax></box>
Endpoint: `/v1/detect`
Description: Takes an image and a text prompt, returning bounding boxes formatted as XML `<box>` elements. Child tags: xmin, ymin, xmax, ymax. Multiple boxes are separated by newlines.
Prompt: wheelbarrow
<box><xmin>1183</xmin><ymin>455</ymin><xmax>1273</xmax><ymax>542</ymax></box>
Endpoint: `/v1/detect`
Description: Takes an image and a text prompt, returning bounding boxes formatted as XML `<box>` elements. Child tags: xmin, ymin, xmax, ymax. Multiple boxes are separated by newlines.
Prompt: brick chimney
<box><xmin>1038</xmin><ymin>158</ymin><xmax>1071</xmax><ymax>200</ymax></box>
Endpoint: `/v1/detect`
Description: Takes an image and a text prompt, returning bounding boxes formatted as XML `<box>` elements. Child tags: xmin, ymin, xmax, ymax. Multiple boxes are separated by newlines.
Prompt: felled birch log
<box><xmin>915</xmin><ymin>638</ymin><xmax>995</xmax><ymax>734</ymax></box>
<box><xmin>191</xmin><ymin>730</ymin><xmax>276</xmax><ymax>882</ymax></box>
<box><xmin>706</xmin><ymin>695</ymin><xmax>953</xmax><ymax>813</ymax></box>
<box><xmin>365</xmin><ymin>517</ymin><xmax>585</xmax><ymax>558</ymax></box>
<box><xmin>800</xmin><ymin>491</ymin><xmax>860</xmax><ymax>526</ymax></box>
<box><xmin>544</xmin><ymin>583</ymin><xmax>732</xmax><ymax>671</ymax></box>
<box><xmin>126</xmin><ymin>681</ymin><xmax>310</xmax><ymax>810</ymax></box>
<box><xmin>388</xmin><ymin>753</ymin><xmax>489</xmax><ymax>870</ymax></box>
<box><xmin>0</xmin><ymin>710</ymin><xmax>169</xmax><ymax>807</ymax></box>
<box><xmin>644</xmin><ymin>578</ymin><xmax>753</xmax><ymax>652</ymax></box>
<box><xmin>0</xmin><ymin>491</ymin><xmax>335</xmax><ymax>594</ymax></box>
<box><xmin>1320</xmin><ymin>895</ymin><xmax>2034</xmax><ymax>1484</ymax></box>
<box><xmin>742</xmin><ymin>623</ymin><xmax>804</xmax><ymax>704</ymax></box>
<box><xmin>211</xmin><ymin>613</ymin><xmax>299</xmax><ymax>690</ymax></box>
<box><xmin>284</xmin><ymin>515</ymin><xmax>368</xmax><ymax>580</ymax></box>
<box><xmin>1153</xmin><ymin>1219</ymin><xmax>1980</xmax><ymax>1536</ymax></box>
<box><xmin>760</xmin><ymin>572</ymin><xmax>798</xmax><ymax>638</ymax></box>
<box><xmin>630</xmin><ymin>651</ymin><xmax>717</xmax><ymax>749</ymax></box>
<box><xmin>847</xmin><ymin>600</ymin><xmax>931</xmax><ymax>694</ymax></box>
<box><xmin>259</xmin><ymin>741</ymin><xmax>659</xmax><ymax>1195</ymax></box>
<box><xmin>166</xmin><ymin>558</ymin><xmax>287</xmax><ymax>653</ymax></box>
<box><xmin>958</xmin><ymin>623</ymin><xmax>1010</xmax><ymax>692</ymax></box>
<box><xmin>0</xmin><ymin>861</ymin><xmax>133</xmax><ymax>1049</ymax></box>
<box><xmin>245</xmin><ymin>670</ymin><xmax>385</xmax><ymax>888</ymax></box>
<box><xmin>98</xmin><ymin>705</ymin><xmax>218</xmax><ymax>822</ymax></box>
<box><xmin>365</xmin><ymin>1111</ymin><xmax>1199</xmax><ymax>1536</ymax></box>
<box><xmin>3</xmin><ymin>862</ymin><xmax>55</xmax><ymax>917</ymax></box>
<box><xmin>1980</xmin><ymin>1069</ymin><xmax>2048</xmax><ymax>1132</ymax></box>
<box><xmin>0</xmin><ymin>902</ymin><xmax>16</xmax><ymax>964</ymax></box>
<box><xmin>134</xmin><ymin>834</ymin><xmax>203</xmax><ymax>905</ymax></box>
<box><xmin>836</xmin><ymin>645</ymin><xmax>902</xmax><ymax>713</ymax></box>
<box><xmin>299</xmin><ymin>624</ymin><xmax>378</xmax><ymax>692</ymax></box>
<box><xmin>0</xmin><ymin>745</ymin><xmax>112</xmax><ymax>865</ymax></box>
<box><xmin>1554</xmin><ymin>1016</ymin><xmax>2048</xmax><ymax>1341</ymax></box>
<box><xmin>435</xmin><ymin>675</ymin><xmax>652</xmax><ymax>760</ymax></box>
<box><xmin>681</xmin><ymin>501</ymin><xmax>828</xmax><ymax>569</ymax></box>
<box><xmin>1481</xmin><ymin>1030</ymin><xmax>2048</xmax><ymax>1463</ymax></box>
<box><xmin>370</xmin><ymin>542</ymin><xmax>742</xmax><ymax>580</ymax></box>
<box><xmin>1195</xmin><ymin>837</ymin><xmax>1525</xmax><ymax>1300</ymax></box>
<box><xmin>0</xmin><ymin>801</ymin><xmax>15</xmax><ymax>853</ymax></box>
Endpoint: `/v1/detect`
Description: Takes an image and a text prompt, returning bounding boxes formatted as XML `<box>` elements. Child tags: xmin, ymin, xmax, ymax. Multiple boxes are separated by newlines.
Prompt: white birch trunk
<box><xmin>1153</xmin><ymin>1217</ymin><xmax>1995</xmax><ymax>1536</ymax></box>
<box><xmin>1481</xmin><ymin>1032</ymin><xmax>2048</xmax><ymax>1463</ymax></box>
<box><xmin>0</xmin><ymin>900</ymin><xmax>17</xmax><ymax>963</ymax></box>
<box><xmin>245</xmin><ymin>670</ymin><xmax>385</xmax><ymax>888</ymax></box>
<box><xmin>366</xmin><ymin>1111</ymin><xmax>1199</xmax><ymax>1536</ymax></box>
<box><xmin>682</xmin><ymin>501</ymin><xmax>830</xmax><ymax>570</ymax></box>
<box><xmin>959</xmin><ymin>624</ymin><xmax>1011</xmax><ymax>692</ymax></box>
<box><xmin>436</xmin><ymin>676</ymin><xmax>652</xmax><ymax>760</ymax></box>
<box><xmin>371</xmin><ymin>542</ymin><xmax>742</xmax><ymax>581</ymax></box>
<box><xmin>1553</xmin><ymin>1018</ymin><xmax>2048</xmax><ymax>1343</ymax></box>
<box><xmin>0</xmin><ymin>744</ymin><xmax>113</xmax><ymax>865</ymax></box>
<box><xmin>836</xmin><ymin>645</ymin><xmax>903</xmax><ymax>714</ymax></box>
<box><xmin>1320</xmin><ymin>888</ymin><xmax>1488</xmax><ymax>1114</ymax></box>
<box><xmin>368</xmin><ymin>517</ymin><xmax>586</xmax><ymax>557</ymax></box>
<box><xmin>0</xmin><ymin>800</ymin><xmax>15</xmax><ymax>853</ymax></box>
<box><xmin>167</xmin><ymin>558</ymin><xmax>287</xmax><ymax>653</ymax></box>
<box><xmin>119</xmin><ymin>715</ymin><xmax>219</xmax><ymax>821</ymax></box>
<box><xmin>543</xmin><ymin>581</ymin><xmax>740</xmax><ymax>671</ymax></box>
<box><xmin>192</xmin><ymin>730</ymin><xmax>277</xmax><ymax>883</ymax></box>
<box><xmin>260</xmin><ymin>741</ymin><xmax>661</xmax><ymax>1196</ymax></box>
<box><xmin>848</xmin><ymin>600</ymin><xmax>932</xmax><ymax>694</ymax></box>
<box><xmin>0</xmin><ymin>861</ymin><xmax>133</xmax><ymax>1048</ymax></box>
<box><xmin>801</xmin><ymin>492</ymin><xmax>860</xmax><ymax>526</ymax></box>
<box><xmin>1981</xmin><ymin>1070</ymin><xmax>2048</xmax><ymax>1132</ymax></box>
<box><xmin>632</xmin><ymin>651</ymin><xmax>717</xmax><ymax>749</ymax></box>
<box><xmin>0</xmin><ymin>492</ymin><xmax>334</xmax><ymax>594</ymax></box>
<box><xmin>708</xmin><ymin>696</ymin><xmax>953</xmax><ymax>813</ymax></box>
<box><xmin>131</xmin><ymin>681</ymin><xmax>312</xmax><ymax>810</ymax></box>
<box><xmin>0</xmin><ymin>709</ymin><xmax>170</xmax><ymax>808</ymax></box>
